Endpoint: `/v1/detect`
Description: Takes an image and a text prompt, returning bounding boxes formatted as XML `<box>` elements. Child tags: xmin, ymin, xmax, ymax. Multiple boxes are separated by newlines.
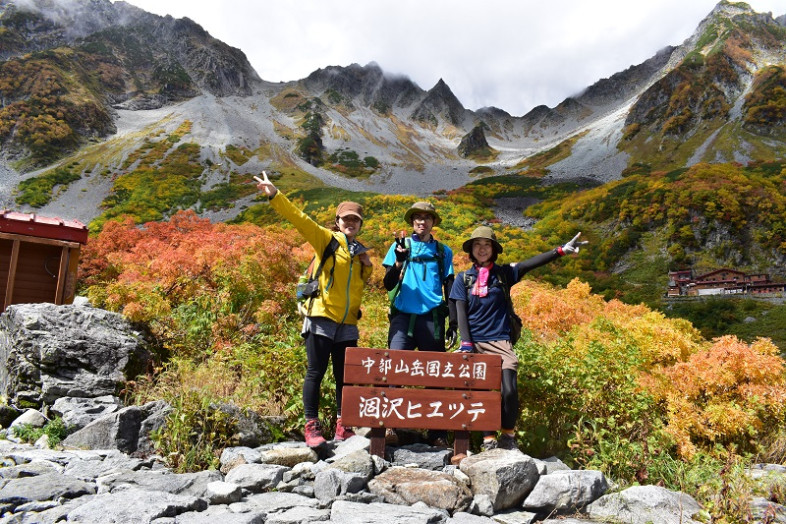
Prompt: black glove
<box><xmin>446</xmin><ymin>326</ymin><xmax>458</xmax><ymax>350</ymax></box>
<box><xmin>394</xmin><ymin>235</ymin><xmax>409</xmax><ymax>262</ymax></box>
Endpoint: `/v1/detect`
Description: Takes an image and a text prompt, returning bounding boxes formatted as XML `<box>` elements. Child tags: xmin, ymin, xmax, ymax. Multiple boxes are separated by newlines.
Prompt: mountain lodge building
<box><xmin>668</xmin><ymin>268</ymin><xmax>786</xmax><ymax>297</ymax></box>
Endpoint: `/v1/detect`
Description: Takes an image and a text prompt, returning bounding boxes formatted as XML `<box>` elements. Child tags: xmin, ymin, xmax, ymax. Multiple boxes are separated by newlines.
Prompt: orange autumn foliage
<box><xmin>514</xmin><ymin>278</ymin><xmax>601</xmax><ymax>340</ymax></box>
<box><xmin>643</xmin><ymin>335</ymin><xmax>786</xmax><ymax>459</ymax></box>
<box><xmin>80</xmin><ymin>211</ymin><xmax>307</xmax><ymax>353</ymax></box>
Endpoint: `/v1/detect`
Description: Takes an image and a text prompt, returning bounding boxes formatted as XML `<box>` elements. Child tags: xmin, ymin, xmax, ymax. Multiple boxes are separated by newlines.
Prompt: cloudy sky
<box><xmin>116</xmin><ymin>0</ymin><xmax>784</xmax><ymax>116</ymax></box>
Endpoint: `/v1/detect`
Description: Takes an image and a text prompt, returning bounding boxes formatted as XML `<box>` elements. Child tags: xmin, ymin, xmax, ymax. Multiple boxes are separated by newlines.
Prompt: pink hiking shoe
<box><xmin>304</xmin><ymin>418</ymin><xmax>326</xmax><ymax>448</ymax></box>
<box><xmin>334</xmin><ymin>417</ymin><xmax>355</xmax><ymax>441</ymax></box>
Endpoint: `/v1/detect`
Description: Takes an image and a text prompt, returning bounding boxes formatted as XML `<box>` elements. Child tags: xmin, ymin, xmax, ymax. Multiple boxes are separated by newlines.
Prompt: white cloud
<box><xmin>115</xmin><ymin>0</ymin><xmax>786</xmax><ymax>116</ymax></box>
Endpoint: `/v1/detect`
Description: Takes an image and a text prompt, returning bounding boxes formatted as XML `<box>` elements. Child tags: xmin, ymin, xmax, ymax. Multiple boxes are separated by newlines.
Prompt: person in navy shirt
<box><xmin>450</xmin><ymin>225</ymin><xmax>586</xmax><ymax>450</ymax></box>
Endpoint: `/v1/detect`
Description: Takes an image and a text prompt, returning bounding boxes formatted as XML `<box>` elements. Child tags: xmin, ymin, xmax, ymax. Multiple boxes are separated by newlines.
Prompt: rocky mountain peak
<box><xmin>2</xmin><ymin>0</ymin><xmax>147</xmax><ymax>50</ymax></box>
<box><xmin>302</xmin><ymin>62</ymin><xmax>423</xmax><ymax>110</ymax></box>
<box><xmin>410</xmin><ymin>78</ymin><xmax>466</xmax><ymax>126</ymax></box>
<box><xmin>457</xmin><ymin>123</ymin><xmax>492</xmax><ymax>158</ymax></box>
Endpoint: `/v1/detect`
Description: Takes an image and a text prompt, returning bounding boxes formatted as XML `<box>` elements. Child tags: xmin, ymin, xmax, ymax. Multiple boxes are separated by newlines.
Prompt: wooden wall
<box><xmin>0</xmin><ymin>233</ymin><xmax>81</xmax><ymax>312</ymax></box>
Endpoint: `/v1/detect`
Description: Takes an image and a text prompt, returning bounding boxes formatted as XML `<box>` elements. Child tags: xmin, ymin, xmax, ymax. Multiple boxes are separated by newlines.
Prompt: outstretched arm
<box><xmin>513</xmin><ymin>232</ymin><xmax>588</xmax><ymax>283</ymax></box>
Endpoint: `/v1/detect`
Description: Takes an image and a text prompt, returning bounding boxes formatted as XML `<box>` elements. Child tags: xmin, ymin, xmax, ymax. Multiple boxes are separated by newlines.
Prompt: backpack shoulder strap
<box><xmin>496</xmin><ymin>266</ymin><xmax>509</xmax><ymax>293</ymax></box>
<box><xmin>399</xmin><ymin>237</ymin><xmax>412</xmax><ymax>276</ymax></box>
<box><xmin>311</xmin><ymin>237</ymin><xmax>340</xmax><ymax>279</ymax></box>
<box><xmin>389</xmin><ymin>237</ymin><xmax>411</xmax><ymax>307</ymax></box>
<box><xmin>434</xmin><ymin>240</ymin><xmax>446</xmax><ymax>285</ymax></box>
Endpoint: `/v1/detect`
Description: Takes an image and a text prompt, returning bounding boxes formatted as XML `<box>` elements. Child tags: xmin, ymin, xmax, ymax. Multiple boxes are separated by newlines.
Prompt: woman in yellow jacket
<box><xmin>256</xmin><ymin>172</ymin><xmax>373</xmax><ymax>448</ymax></box>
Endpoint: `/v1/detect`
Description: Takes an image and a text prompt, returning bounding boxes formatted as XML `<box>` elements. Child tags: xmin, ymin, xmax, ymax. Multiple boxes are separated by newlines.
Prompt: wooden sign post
<box><xmin>342</xmin><ymin>347</ymin><xmax>502</xmax><ymax>459</ymax></box>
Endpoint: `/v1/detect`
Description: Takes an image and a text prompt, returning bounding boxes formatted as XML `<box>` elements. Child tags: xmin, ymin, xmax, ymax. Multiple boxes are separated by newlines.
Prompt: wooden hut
<box><xmin>0</xmin><ymin>211</ymin><xmax>88</xmax><ymax>313</ymax></box>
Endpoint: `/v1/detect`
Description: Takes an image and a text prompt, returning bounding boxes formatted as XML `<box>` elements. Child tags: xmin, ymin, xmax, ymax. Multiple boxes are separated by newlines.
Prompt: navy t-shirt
<box><xmin>449</xmin><ymin>264</ymin><xmax>519</xmax><ymax>342</ymax></box>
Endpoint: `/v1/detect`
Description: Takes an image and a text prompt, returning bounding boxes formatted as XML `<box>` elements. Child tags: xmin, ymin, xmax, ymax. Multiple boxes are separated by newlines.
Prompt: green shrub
<box><xmin>16</xmin><ymin>167</ymin><xmax>81</xmax><ymax>207</ymax></box>
<box><xmin>150</xmin><ymin>390</ymin><xmax>236</xmax><ymax>472</ymax></box>
<box><xmin>11</xmin><ymin>417</ymin><xmax>71</xmax><ymax>445</ymax></box>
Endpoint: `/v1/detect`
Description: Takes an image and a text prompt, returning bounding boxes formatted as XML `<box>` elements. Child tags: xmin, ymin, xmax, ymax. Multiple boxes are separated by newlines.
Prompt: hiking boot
<box><xmin>334</xmin><ymin>417</ymin><xmax>355</xmax><ymax>441</ymax></box>
<box><xmin>384</xmin><ymin>428</ymin><xmax>399</xmax><ymax>446</ymax></box>
<box><xmin>498</xmin><ymin>433</ymin><xmax>518</xmax><ymax>450</ymax></box>
<box><xmin>481</xmin><ymin>438</ymin><xmax>498</xmax><ymax>452</ymax></box>
<box><xmin>304</xmin><ymin>419</ymin><xmax>326</xmax><ymax>448</ymax></box>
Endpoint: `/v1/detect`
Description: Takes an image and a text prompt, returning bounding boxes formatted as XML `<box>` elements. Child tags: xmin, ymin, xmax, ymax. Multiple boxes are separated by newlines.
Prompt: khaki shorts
<box><xmin>474</xmin><ymin>340</ymin><xmax>518</xmax><ymax>371</ymax></box>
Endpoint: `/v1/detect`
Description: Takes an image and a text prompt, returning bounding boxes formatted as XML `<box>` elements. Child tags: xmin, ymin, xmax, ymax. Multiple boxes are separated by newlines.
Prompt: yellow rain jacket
<box><xmin>271</xmin><ymin>192</ymin><xmax>372</xmax><ymax>325</ymax></box>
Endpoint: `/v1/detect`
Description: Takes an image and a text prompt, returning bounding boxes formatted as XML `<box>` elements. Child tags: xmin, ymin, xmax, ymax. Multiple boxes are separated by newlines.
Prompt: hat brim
<box><xmin>337</xmin><ymin>212</ymin><xmax>362</xmax><ymax>220</ymax></box>
<box><xmin>463</xmin><ymin>237</ymin><xmax>503</xmax><ymax>254</ymax></box>
<box><xmin>404</xmin><ymin>209</ymin><xmax>441</xmax><ymax>226</ymax></box>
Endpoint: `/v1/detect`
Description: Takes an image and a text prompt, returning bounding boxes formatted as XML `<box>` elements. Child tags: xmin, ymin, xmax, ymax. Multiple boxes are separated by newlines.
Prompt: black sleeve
<box><xmin>443</xmin><ymin>274</ymin><xmax>457</xmax><ymax>326</ymax></box>
<box><xmin>383</xmin><ymin>263</ymin><xmax>402</xmax><ymax>291</ymax></box>
<box><xmin>513</xmin><ymin>249</ymin><xmax>562</xmax><ymax>283</ymax></box>
<box><xmin>455</xmin><ymin>299</ymin><xmax>472</xmax><ymax>342</ymax></box>
<box><xmin>443</xmin><ymin>274</ymin><xmax>455</xmax><ymax>300</ymax></box>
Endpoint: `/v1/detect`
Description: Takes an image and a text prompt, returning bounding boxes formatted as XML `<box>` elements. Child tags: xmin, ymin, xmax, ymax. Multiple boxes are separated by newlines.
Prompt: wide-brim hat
<box><xmin>404</xmin><ymin>201</ymin><xmax>441</xmax><ymax>226</ymax></box>
<box><xmin>336</xmin><ymin>201</ymin><xmax>363</xmax><ymax>220</ymax></box>
<box><xmin>462</xmin><ymin>225</ymin><xmax>503</xmax><ymax>254</ymax></box>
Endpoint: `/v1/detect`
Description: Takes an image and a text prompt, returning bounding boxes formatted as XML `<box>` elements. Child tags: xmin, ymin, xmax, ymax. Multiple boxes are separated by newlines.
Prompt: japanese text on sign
<box><xmin>361</xmin><ymin>356</ymin><xmax>488</xmax><ymax>381</ymax></box>
<box><xmin>358</xmin><ymin>396</ymin><xmax>487</xmax><ymax>422</ymax></box>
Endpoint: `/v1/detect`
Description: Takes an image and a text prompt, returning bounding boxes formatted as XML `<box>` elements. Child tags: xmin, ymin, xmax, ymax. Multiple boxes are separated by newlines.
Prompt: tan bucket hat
<box><xmin>462</xmin><ymin>225</ymin><xmax>503</xmax><ymax>254</ymax></box>
<box><xmin>404</xmin><ymin>201</ymin><xmax>441</xmax><ymax>226</ymax></box>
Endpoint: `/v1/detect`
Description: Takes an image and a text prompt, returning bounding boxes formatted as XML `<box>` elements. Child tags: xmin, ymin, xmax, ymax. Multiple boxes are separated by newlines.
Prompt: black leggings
<box><xmin>485</xmin><ymin>369</ymin><xmax>519</xmax><ymax>436</ymax></box>
<box><xmin>501</xmin><ymin>369</ymin><xmax>518</xmax><ymax>430</ymax></box>
<box><xmin>303</xmin><ymin>333</ymin><xmax>354</xmax><ymax>420</ymax></box>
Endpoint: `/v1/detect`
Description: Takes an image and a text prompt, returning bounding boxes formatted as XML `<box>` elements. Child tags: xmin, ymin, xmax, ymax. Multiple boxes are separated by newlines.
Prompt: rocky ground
<box><xmin>2</xmin><ymin>425</ymin><xmax>786</xmax><ymax>524</ymax></box>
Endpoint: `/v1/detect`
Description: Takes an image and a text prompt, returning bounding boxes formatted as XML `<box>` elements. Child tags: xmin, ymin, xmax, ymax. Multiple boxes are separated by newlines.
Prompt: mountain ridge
<box><xmin>0</xmin><ymin>0</ymin><xmax>784</xmax><ymax>226</ymax></box>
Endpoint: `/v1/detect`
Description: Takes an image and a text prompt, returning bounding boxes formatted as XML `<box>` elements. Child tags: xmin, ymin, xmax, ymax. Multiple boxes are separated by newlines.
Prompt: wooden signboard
<box><xmin>342</xmin><ymin>347</ymin><xmax>502</xmax><ymax>458</ymax></box>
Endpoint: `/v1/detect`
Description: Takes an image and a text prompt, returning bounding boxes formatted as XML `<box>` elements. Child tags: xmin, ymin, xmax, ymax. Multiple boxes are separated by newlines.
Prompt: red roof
<box><xmin>0</xmin><ymin>210</ymin><xmax>88</xmax><ymax>244</ymax></box>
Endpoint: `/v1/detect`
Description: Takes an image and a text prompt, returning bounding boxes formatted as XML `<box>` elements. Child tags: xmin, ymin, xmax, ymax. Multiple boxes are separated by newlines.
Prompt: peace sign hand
<box><xmin>253</xmin><ymin>171</ymin><xmax>277</xmax><ymax>198</ymax></box>
<box><xmin>394</xmin><ymin>230</ymin><xmax>409</xmax><ymax>262</ymax></box>
<box><xmin>562</xmin><ymin>232</ymin><xmax>589</xmax><ymax>254</ymax></box>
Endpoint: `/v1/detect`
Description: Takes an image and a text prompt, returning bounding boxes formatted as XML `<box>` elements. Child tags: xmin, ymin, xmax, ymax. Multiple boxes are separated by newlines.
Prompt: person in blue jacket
<box><xmin>382</xmin><ymin>201</ymin><xmax>457</xmax><ymax>446</ymax></box>
<box><xmin>450</xmin><ymin>225</ymin><xmax>586</xmax><ymax>450</ymax></box>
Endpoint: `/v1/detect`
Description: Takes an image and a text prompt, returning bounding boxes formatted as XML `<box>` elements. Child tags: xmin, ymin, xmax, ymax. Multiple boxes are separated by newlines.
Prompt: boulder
<box><xmin>368</xmin><ymin>466</ymin><xmax>473</xmax><ymax>514</ymax></box>
<box><xmin>391</xmin><ymin>442</ymin><xmax>452</xmax><ymax>470</ymax></box>
<box><xmin>94</xmin><ymin>469</ymin><xmax>221</xmax><ymax>497</ymax></box>
<box><xmin>259</xmin><ymin>445</ymin><xmax>318</xmax><ymax>468</ymax></box>
<box><xmin>224</xmin><ymin>463</ymin><xmax>289</xmax><ymax>493</ymax></box>
<box><xmin>61</xmin><ymin>400</ymin><xmax>171</xmax><ymax>454</ymax></box>
<box><xmin>587</xmin><ymin>485</ymin><xmax>704</xmax><ymax>524</ymax></box>
<box><xmin>522</xmin><ymin>469</ymin><xmax>608</xmax><ymax>515</ymax></box>
<box><xmin>459</xmin><ymin>449</ymin><xmax>539</xmax><ymax>511</ymax></box>
<box><xmin>748</xmin><ymin>496</ymin><xmax>786</xmax><ymax>523</ymax></box>
<box><xmin>51</xmin><ymin>395</ymin><xmax>123</xmax><ymax>430</ymax></box>
<box><xmin>0</xmin><ymin>472</ymin><xmax>96</xmax><ymax>512</ymax></box>
<box><xmin>329</xmin><ymin>499</ymin><xmax>448</xmax><ymax>523</ymax></box>
<box><xmin>313</xmin><ymin>468</ymin><xmax>367</xmax><ymax>502</ymax></box>
<box><xmin>0</xmin><ymin>303</ymin><xmax>152</xmax><ymax>408</ymax></box>
<box><xmin>65</xmin><ymin>487</ymin><xmax>206</xmax><ymax>522</ymax></box>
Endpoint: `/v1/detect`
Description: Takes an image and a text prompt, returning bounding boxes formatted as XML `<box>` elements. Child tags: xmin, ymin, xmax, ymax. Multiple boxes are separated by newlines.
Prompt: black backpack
<box><xmin>296</xmin><ymin>238</ymin><xmax>339</xmax><ymax>317</ymax></box>
<box><xmin>461</xmin><ymin>266</ymin><xmax>523</xmax><ymax>345</ymax></box>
